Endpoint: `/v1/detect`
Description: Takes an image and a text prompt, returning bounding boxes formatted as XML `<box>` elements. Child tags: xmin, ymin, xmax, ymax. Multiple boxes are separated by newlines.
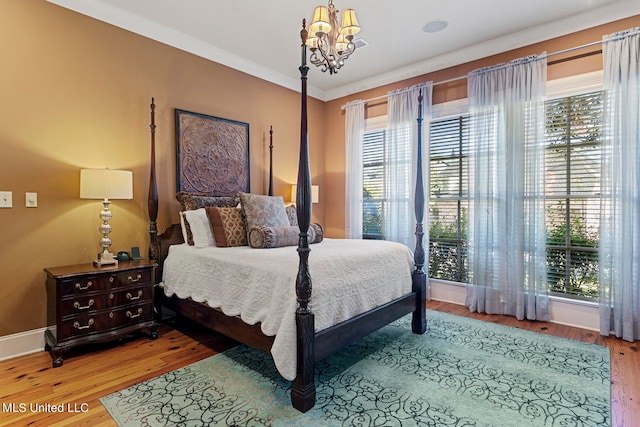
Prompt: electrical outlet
<box><xmin>26</xmin><ymin>192</ymin><xmax>37</xmax><ymax>208</ymax></box>
<box><xmin>0</xmin><ymin>191</ymin><xmax>12</xmax><ymax>208</ymax></box>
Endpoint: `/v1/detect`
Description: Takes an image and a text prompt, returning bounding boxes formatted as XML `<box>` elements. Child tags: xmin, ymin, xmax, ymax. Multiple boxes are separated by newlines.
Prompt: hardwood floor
<box><xmin>0</xmin><ymin>301</ymin><xmax>637</xmax><ymax>426</ymax></box>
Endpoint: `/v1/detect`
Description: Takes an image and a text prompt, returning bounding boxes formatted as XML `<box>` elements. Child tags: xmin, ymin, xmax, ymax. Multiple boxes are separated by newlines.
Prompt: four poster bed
<box><xmin>148</xmin><ymin>23</ymin><xmax>427</xmax><ymax>413</ymax></box>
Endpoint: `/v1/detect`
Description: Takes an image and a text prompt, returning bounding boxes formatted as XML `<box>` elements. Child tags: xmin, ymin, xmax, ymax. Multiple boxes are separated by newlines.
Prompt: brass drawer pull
<box><xmin>128</xmin><ymin>274</ymin><xmax>142</xmax><ymax>283</ymax></box>
<box><xmin>73</xmin><ymin>299</ymin><xmax>95</xmax><ymax>310</ymax></box>
<box><xmin>126</xmin><ymin>308</ymin><xmax>143</xmax><ymax>319</ymax></box>
<box><xmin>74</xmin><ymin>281</ymin><xmax>93</xmax><ymax>291</ymax></box>
<box><xmin>126</xmin><ymin>290</ymin><xmax>143</xmax><ymax>301</ymax></box>
<box><xmin>72</xmin><ymin>319</ymin><xmax>94</xmax><ymax>330</ymax></box>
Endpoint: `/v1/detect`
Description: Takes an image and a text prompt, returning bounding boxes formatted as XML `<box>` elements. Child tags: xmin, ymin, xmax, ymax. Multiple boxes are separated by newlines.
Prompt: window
<box><xmin>545</xmin><ymin>91</ymin><xmax>603</xmax><ymax>299</ymax></box>
<box><xmin>360</xmin><ymin>83</ymin><xmax>603</xmax><ymax>300</ymax></box>
<box><xmin>362</xmin><ymin>129</ymin><xmax>386</xmax><ymax>239</ymax></box>
<box><xmin>429</xmin><ymin>115</ymin><xmax>470</xmax><ymax>282</ymax></box>
<box><xmin>362</xmin><ymin>123</ymin><xmax>414</xmax><ymax>243</ymax></box>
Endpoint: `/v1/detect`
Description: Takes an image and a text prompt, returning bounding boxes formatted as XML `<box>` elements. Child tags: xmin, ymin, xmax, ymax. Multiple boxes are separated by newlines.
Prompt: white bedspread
<box><xmin>160</xmin><ymin>238</ymin><xmax>413</xmax><ymax>380</ymax></box>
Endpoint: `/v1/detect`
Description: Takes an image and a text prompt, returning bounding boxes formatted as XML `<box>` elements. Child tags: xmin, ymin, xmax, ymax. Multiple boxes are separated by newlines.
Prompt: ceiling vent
<box><xmin>354</xmin><ymin>38</ymin><xmax>369</xmax><ymax>49</ymax></box>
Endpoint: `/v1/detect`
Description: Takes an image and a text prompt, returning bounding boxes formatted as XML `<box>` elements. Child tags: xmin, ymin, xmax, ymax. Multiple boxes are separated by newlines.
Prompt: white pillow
<box><xmin>183</xmin><ymin>208</ymin><xmax>216</xmax><ymax>247</ymax></box>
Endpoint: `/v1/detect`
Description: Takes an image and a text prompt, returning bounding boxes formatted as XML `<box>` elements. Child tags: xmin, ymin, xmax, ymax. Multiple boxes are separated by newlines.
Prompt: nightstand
<box><xmin>44</xmin><ymin>260</ymin><xmax>158</xmax><ymax>367</ymax></box>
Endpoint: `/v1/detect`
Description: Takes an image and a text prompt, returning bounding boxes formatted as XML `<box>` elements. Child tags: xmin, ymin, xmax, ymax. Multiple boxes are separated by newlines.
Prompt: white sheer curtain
<box><xmin>599</xmin><ymin>27</ymin><xmax>640</xmax><ymax>341</ymax></box>
<box><xmin>466</xmin><ymin>55</ymin><xmax>549</xmax><ymax>321</ymax></box>
<box><xmin>386</xmin><ymin>83</ymin><xmax>432</xmax><ymax>248</ymax></box>
<box><xmin>344</xmin><ymin>100</ymin><xmax>365</xmax><ymax>239</ymax></box>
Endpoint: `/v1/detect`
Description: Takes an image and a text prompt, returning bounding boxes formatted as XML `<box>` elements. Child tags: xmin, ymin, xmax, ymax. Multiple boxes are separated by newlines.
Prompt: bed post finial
<box><xmin>412</xmin><ymin>89</ymin><xmax>427</xmax><ymax>334</ymax></box>
<box><xmin>148</xmin><ymin>97</ymin><xmax>159</xmax><ymax>262</ymax></box>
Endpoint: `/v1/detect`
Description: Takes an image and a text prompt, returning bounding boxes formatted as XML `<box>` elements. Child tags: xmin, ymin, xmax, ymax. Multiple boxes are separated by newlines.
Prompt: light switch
<box><xmin>0</xmin><ymin>191</ymin><xmax>12</xmax><ymax>208</ymax></box>
<box><xmin>26</xmin><ymin>192</ymin><xmax>37</xmax><ymax>208</ymax></box>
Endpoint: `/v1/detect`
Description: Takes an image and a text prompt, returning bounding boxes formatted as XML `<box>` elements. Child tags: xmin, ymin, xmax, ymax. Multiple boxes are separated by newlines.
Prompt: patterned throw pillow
<box><xmin>248</xmin><ymin>225</ymin><xmax>299</xmax><ymax>248</ymax></box>
<box><xmin>248</xmin><ymin>224</ymin><xmax>324</xmax><ymax>248</ymax></box>
<box><xmin>176</xmin><ymin>192</ymin><xmax>238</xmax><ymax>211</ymax></box>
<box><xmin>179</xmin><ymin>211</ymin><xmax>191</xmax><ymax>244</ymax></box>
<box><xmin>285</xmin><ymin>204</ymin><xmax>298</xmax><ymax>226</ymax></box>
<box><xmin>206</xmin><ymin>206</ymin><xmax>247</xmax><ymax>247</ymax></box>
<box><xmin>309</xmin><ymin>223</ymin><xmax>324</xmax><ymax>243</ymax></box>
<box><xmin>239</xmin><ymin>193</ymin><xmax>290</xmax><ymax>230</ymax></box>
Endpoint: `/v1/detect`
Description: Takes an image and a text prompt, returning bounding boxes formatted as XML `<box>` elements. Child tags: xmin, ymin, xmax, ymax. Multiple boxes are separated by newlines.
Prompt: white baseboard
<box><xmin>429</xmin><ymin>279</ymin><xmax>599</xmax><ymax>332</ymax></box>
<box><xmin>548</xmin><ymin>297</ymin><xmax>599</xmax><ymax>331</ymax></box>
<box><xmin>0</xmin><ymin>327</ymin><xmax>47</xmax><ymax>362</ymax></box>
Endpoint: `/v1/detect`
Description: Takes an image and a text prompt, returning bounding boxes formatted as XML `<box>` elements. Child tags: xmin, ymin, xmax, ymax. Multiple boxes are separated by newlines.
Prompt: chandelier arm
<box><xmin>337</xmin><ymin>41</ymin><xmax>356</xmax><ymax>61</ymax></box>
<box><xmin>309</xmin><ymin>50</ymin><xmax>328</xmax><ymax>72</ymax></box>
<box><xmin>316</xmin><ymin>37</ymin><xmax>334</xmax><ymax>64</ymax></box>
<box><xmin>316</xmin><ymin>35</ymin><xmax>341</xmax><ymax>73</ymax></box>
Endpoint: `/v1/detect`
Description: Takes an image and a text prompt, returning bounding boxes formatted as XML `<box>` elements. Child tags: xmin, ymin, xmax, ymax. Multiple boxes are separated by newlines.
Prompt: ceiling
<box><xmin>48</xmin><ymin>0</ymin><xmax>640</xmax><ymax>101</ymax></box>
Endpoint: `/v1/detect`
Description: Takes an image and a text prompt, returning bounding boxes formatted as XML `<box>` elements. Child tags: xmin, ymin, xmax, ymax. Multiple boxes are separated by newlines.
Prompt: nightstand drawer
<box><xmin>60</xmin><ymin>285</ymin><xmax>152</xmax><ymax>316</ymax></box>
<box><xmin>111</xmin><ymin>269</ymin><xmax>152</xmax><ymax>289</ymax></box>
<box><xmin>59</xmin><ymin>303</ymin><xmax>154</xmax><ymax>341</ymax></box>
<box><xmin>111</xmin><ymin>286</ymin><xmax>153</xmax><ymax>306</ymax></box>
<box><xmin>60</xmin><ymin>276</ymin><xmax>105</xmax><ymax>295</ymax></box>
<box><xmin>59</xmin><ymin>268</ymin><xmax>152</xmax><ymax>295</ymax></box>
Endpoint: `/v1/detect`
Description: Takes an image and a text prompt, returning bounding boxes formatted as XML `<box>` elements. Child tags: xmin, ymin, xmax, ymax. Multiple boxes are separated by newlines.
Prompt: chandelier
<box><xmin>305</xmin><ymin>0</ymin><xmax>361</xmax><ymax>74</ymax></box>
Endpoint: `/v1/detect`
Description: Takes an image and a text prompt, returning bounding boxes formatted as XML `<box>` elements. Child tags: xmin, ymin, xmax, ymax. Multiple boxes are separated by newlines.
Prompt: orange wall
<box><xmin>322</xmin><ymin>15</ymin><xmax>640</xmax><ymax>238</ymax></box>
<box><xmin>0</xmin><ymin>0</ymin><xmax>325</xmax><ymax>336</ymax></box>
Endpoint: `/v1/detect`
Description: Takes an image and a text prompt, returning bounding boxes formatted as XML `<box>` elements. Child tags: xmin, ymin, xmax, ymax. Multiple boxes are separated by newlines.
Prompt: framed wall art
<box><xmin>175</xmin><ymin>109</ymin><xmax>250</xmax><ymax>195</ymax></box>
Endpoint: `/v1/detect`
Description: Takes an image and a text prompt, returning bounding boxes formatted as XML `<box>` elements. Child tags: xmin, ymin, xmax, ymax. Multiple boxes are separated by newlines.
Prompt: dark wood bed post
<box><xmin>148</xmin><ymin>98</ymin><xmax>159</xmax><ymax>262</ymax></box>
<box><xmin>268</xmin><ymin>126</ymin><xmax>274</xmax><ymax>197</ymax></box>
<box><xmin>291</xmin><ymin>19</ymin><xmax>316</xmax><ymax>413</ymax></box>
<box><xmin>148</xmin><ymin>98</ymin><xmax>162</xmax><ymax>323</ymax></box>
<box><xmin>412</xmin><ymin>90</ymin><xmax>427</xmax><ymax>334</ymax></box>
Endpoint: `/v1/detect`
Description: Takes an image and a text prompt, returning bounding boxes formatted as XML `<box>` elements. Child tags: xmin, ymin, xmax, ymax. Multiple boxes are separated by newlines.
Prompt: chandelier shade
<box><xmin>340</xmin><ymin>9</ymin><xmax>359</xmax><ymax>35</ymax></box>
<box><xmin>310</xmin><ymin>6</ymin><xmax>331</xmax><ymax>34</ymax></box>
<box><xmin>305</xmin><ymin>0</ymin><xmax>360</xmax><ymax>74</ymax></box>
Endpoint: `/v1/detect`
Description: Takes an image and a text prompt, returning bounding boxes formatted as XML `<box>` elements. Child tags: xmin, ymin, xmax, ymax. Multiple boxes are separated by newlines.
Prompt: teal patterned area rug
<box><xmin>101</xmin><ymin>311</ymin><xmax>610</xmax><ymax>426</ymax></box>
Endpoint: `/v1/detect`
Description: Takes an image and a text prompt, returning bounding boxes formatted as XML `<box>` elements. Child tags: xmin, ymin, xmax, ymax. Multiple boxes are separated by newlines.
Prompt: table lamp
<box><xmin>80</xmin><ymin>168</ymin><xmax>133</xmax><ymax>266</ymax></box>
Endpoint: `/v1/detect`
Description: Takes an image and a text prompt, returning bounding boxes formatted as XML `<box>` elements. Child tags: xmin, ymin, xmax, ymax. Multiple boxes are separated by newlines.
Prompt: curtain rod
<box><xmin>341</xmin><ymin>39</ymin><xmax>604</xmax><ymax>109</ymax></box>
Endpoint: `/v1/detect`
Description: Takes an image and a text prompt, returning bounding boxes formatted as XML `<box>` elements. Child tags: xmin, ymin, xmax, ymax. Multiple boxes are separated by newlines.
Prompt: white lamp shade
<box><xmin>310</xmin><ymin>6</ymin><xmax>331</xmax><ymax>35</ymax></box>
<box><xmin>80</xmin><ymin>169</ymin><xmax>133</xmax><ymax>200</ymax></box>
<box><xmin>339</xmin><ymin>9</ymin><xmax>360</xmax><ymax>36</ymax></box>
<box><xmin>291</xmin><ymin>184</ymin><xmax>319</xmax><ymax>204</ymax></box>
